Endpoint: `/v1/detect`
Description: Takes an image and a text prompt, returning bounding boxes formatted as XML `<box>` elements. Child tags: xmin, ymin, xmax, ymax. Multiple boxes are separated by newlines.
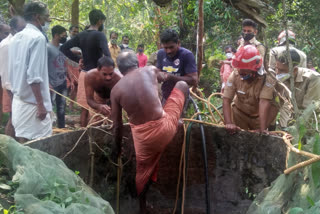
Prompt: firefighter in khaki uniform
<box><xmin>275</xmin><ymin>49</ymin><xmax>320</xmax><ymax>127</ymax></box>
<box><xmin>223</xmin><ymin>45</ymin><xmax>278</xmax><ymax>133</ymax></box>
<box><xmin>268</xmin><ymin>30</ymin><xmax>307</xmax><ymax>74</ymax></box>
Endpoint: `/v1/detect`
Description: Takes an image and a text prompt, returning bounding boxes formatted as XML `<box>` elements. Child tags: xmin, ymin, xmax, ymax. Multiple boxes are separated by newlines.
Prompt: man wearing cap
<box><xmin>223</xmin><ymin>45</ymin><xmax>278</xmax><ymax>133</ymax></box>
<box><xmin>275</xmin><ymin>49</ymin><xmax>320</xmax><ymax>127</ymax></box>
<box><xmin>268</xmin><ymin>30</ymin><xmax>307</xmax><ymax>74</ymax></box>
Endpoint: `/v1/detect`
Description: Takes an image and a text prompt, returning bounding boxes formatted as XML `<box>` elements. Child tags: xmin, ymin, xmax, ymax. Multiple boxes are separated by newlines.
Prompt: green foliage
<box><xmin>40</xmin><ymin>181</ymin><xmax>85</xmax><ymax>208</ymax></box>
<box><xmin>312</xmin><ymin>133</ymin><xmax>320</xmax><ymax>187</ymax></box>
<box><xmin>297</xmin><ymin>123</ymin><xmax>306</xmax><ymax>150</ymax></box>
<box><xmin>266</xmin><ymin>0</ymin><xmax>320</xmax><ymax>68</ymax></box>
<box><xmin>199</xmin><ymin>49</ymin><xmax>225</xmax><ymax>96</ymax></box>
<box><xmin>0</xmin><ymin>1</ymin><xmax>9</xmax><ymax>22</ymax></box>
<box><xmin>288</xmin><ymin>207</ymin><xmax>304</xmax><ymax>214</ymax></box>
<box><xmin>36</xmin><ymin>0</ymin><xmax>175</xmax><ymax>55</ymax></box>
<box><xmin>245</xmin><ymin>186</ymin><xmax>257</xmax><ymax>199</ymax></box>
<box><xmin>306</xmin><ymin>195</ymin><xmax>315</xmax><ymax>207</ymax></box>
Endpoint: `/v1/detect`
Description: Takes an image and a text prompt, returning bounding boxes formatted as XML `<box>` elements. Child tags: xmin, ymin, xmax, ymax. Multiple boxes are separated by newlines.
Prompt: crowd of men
<box><xmin>0</xmin><ymin>2</ymin><xmax>195</xmax><ymax>213</ymax></box>
<box><xmin>1</xmin><ymin>1</ymin><xmax>320</xmax><ymax>213</ymax></box>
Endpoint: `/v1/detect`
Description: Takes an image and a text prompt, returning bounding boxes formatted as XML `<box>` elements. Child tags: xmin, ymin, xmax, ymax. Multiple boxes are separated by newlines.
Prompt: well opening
<box><xmin>26</xmin><ymin>125</ymin><xmax>287</xmax><ymax>214</ymax></box>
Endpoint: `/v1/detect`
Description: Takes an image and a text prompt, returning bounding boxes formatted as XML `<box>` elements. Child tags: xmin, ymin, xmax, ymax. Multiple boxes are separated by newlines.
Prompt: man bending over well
<box><xmin>111</xmin><ymin>51</ymin><xmax>188</xmax><ymax>214</ymax></box>
<box><xmin>85</xmin><ymin>56</ymin><xmax>121</xmax><ymax>125</ymax></box>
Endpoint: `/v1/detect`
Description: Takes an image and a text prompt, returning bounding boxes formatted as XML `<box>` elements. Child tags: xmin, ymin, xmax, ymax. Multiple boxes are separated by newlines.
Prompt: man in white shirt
<box><xmin>8</xmin><ymin>2</ymin><xmax>52</xmax><ymax>142</ymax></box>
<box><xmin>0</xmin><ymin>16</ymin><xmax>26</xmax><ymax>137</ymax></box>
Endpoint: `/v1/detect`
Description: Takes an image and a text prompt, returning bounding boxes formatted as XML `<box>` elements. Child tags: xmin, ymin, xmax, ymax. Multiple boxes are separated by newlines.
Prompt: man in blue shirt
<box><xmin>156</xmin><ymin>29</ymin><xmax>198</xmax><ymax>103</ymax></box>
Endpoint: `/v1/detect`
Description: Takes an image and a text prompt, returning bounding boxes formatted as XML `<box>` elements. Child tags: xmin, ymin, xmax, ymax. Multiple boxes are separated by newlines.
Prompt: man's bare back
<box><xmin>112</xmin><ymin>51</ymin><xmax>189</xmax><ymax>214</ymax></box>
<box><xmin>111</xmin><ymin>66</ymin><xmax>163</xmax><ymax>125</ymax></box>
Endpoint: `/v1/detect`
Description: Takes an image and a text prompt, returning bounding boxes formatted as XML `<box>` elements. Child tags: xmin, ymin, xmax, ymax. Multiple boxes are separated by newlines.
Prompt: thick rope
<box><xmin>187</xmin><ymin>89</ymin><xmax>320</xmax><ymax>176</ymax></box>
<box><xmin>50</xmin><ymin>88</ymin><xmax>113</xmax><ymax>124</ymax></box>
<box><xmin>172</xmin><ymin>124</ymin><xmax>187</xmax><ymax>214</ymax></box>
<box><xmin>55</xmin><ymin>83</ymin><xmax>320</xmax><ymax>210</ymax></box>
<box><xmin>189</xmin><ymin>88</ymin><xmax>224</xmax><ymax>123</ymax></box>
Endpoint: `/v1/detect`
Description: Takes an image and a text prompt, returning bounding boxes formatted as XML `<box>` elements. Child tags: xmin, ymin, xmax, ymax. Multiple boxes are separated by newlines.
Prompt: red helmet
<box><xmin>278</xmin><ymin>30</ymin><xmax>296</xmax><ymax>46</ymax></box>
<box><xmin>232</xmin><ymin>45</ymin><xmax>262</xmax><ymax>72</ymax></box>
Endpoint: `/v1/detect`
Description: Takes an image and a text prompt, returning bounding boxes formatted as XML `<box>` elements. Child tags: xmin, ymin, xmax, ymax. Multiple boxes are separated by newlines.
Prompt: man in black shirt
<box><xmin>61</xmin><ymin>9</ymin><xmax>110</xmax><ymax>127</ymax></box>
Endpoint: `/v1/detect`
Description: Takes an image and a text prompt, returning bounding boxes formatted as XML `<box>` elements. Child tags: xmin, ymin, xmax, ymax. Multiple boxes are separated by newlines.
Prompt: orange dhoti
<box><xmin>76</xmin><ymin>71</ymin><xmax>89</xmax><ymax>109</ymax></box>
<box><xmin>67</xmin><ymin>61</ymin><xmax>80</xmax><ymax>102</ymax></box>
<box><xmin>130</xmin><ymin>88</ymin><xmax>185</xmax><ymax>195</ymax></box>
<box><xmin>66</xmin><ymin>60</ymin><xmax>80</xmax><ymax>89</ymax></box>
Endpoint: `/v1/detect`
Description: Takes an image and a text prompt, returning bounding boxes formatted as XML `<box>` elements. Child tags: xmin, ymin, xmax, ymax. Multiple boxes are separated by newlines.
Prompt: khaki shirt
<box><xmin>268</xmin><ymin>46</ymin><xmax>307</xmax><ymax>74</ymax></box>
<box><xmin>277</xmin><ymin>67</ymin><xmax>320</xmax><ymax>127</ymax></box>
<box><xmin>238</xmin><ymin>37</ymin><xmax>266</xmax><ymax>60</ymax></box>
<box><xmin>293</xmin><ymin>67</ymin><xmax>320</xmax><ymax>109</ymax></box>
<box><xmin>108</xmin><ymin>43</ymin><xmax>121</xmax><ymax>67</ymax></box>
<box><xmin>223</xmin><ymin>70</ymin><xmax>275</xmax><ymax>117</ymax></box>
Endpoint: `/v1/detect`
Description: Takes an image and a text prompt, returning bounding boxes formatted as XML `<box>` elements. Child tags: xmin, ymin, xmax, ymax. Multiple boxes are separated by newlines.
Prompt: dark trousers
<box><xmin>51</xmin><ymin>82</ymin><xmax>67</xmax><ymax>128</ymax></box>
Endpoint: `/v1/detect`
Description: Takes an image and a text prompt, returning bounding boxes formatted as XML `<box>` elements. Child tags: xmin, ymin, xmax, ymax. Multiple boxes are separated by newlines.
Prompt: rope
<box><xmin>272</xmin><ymin>131</ymin><xmax>319</xmax><ymax>159</ymax></box>
<box><xmin>189</xmin><ymin>88</ymin><xmax>224</xmax><ymax>123</ymax></box>
<box><xmin>187</xmin><ymin>88</ymin><xmax>320</xmax><ymax>177</ymax></box>
<box><xmin>172</xmin><ymin>124</ymin><xmax>187</xmax><ymax>214</ymax></box>
<box><xmin>54</xmin><ymin>83</ymin><xmax>319</xmax><ymax>210</ymax></box>
<box><xmin>272</xmin><ymin>131</ymin><xmax>320</xmax><ymax>175</ymax></box>
<box><xmin>50</xmin><ymin>88</ymin><xmax>113</xmax><ymax>124</ymax></box>
<box><xmin>284</xmin><ymin>156</ymin><xmax>320</xmax><ymax>175</ymax></box>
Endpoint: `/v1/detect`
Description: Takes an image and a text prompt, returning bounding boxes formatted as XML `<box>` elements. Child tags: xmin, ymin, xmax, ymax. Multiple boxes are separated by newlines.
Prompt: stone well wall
<box><xmin>26</xmin><ymin>125</ymin><xmax>287</xmax><ymax>214</ymax></box>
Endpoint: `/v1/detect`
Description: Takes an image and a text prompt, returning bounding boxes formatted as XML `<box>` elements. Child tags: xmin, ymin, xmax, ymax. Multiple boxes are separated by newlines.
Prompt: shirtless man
<box><xmin>85</xmin><ymin>56</ymin><xmax>121</xmax><ymax>124</ymax></box>
<box><xmin>111</xmin><ymin>51</ymin><xmax>188</xmax><ymax>214</ymax></box>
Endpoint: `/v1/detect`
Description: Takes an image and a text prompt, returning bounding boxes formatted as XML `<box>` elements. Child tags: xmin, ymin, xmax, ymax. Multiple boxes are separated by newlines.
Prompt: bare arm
<box><xmin>223</xmin><ymin>97</ymin><xmax>233</xmax><ymax>124</ymax></box>
<box><xmin>65</xmin><ymin>61</ymin><xmax>74</xmax><ymax>90</ymax></box>
<box><xmin>85</xmin><ymin>74</ymin><xmax>110</xmax><ymax>115</ymax></box>
<box><xmin>223</xmin><ymin>97</ymin><xmax>239</xmax><ymax>133</ymax></box>
<box><xmin>60</xmin><ymin>36</ymin><xmax>81</xmax><ymax>63</ymax></box>
<box><xmin>259</xmin><ymin>98</ymin><xmax>271</xmax><ymax>132</ymax></box>
<box><xmin>111</xmin><ymin>88</ymin><xmax>123</xmax><ymax>156</ymax></box>
<box><xmin>166</xmin><ymin>72</ymin><xmax>198</xmax><ymax>86</ymax></box>
<box><xmin>30</xmin><ymin>83</ymin><xmax>47</xmax><ymax>120</ymax></box>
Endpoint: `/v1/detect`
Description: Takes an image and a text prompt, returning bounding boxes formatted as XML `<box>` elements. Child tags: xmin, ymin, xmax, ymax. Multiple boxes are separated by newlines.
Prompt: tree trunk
<box><xmin>8</xmin><ymin>0</ymin><xmax>25</xmax><ymax>16</ymax></box>
<box><xmin>223</xmin><ymin>0</ymin><xmax>275</xmax><ymax>27</ymax></box>
<box><xmin>197</xmin><ymin>0</ymin><xmax>204</xmax><ymax>79</ymax></box>
<box><xmin>155</xmin><ymin>7</ymin><xmax>163</xmax><ymax>50</ymax></box>
<box><xmin>71</xmin><ymin>0</ymin><xmax>79</xmax><ymax>26</ymax></box>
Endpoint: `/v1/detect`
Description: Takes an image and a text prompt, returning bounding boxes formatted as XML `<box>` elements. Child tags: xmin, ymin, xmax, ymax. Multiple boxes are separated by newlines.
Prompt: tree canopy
<box><xmin>1</xmin><ymin>0</ymin><xmax>320</xmax><ymax>67</ymax></box>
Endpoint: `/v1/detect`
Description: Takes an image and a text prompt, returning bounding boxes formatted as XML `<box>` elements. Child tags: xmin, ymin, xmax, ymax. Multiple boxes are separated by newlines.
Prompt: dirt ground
<box><xmin>0</xmin><ymin>100</ymin><xmax>83</xmax><ymax>135</ymax></box>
